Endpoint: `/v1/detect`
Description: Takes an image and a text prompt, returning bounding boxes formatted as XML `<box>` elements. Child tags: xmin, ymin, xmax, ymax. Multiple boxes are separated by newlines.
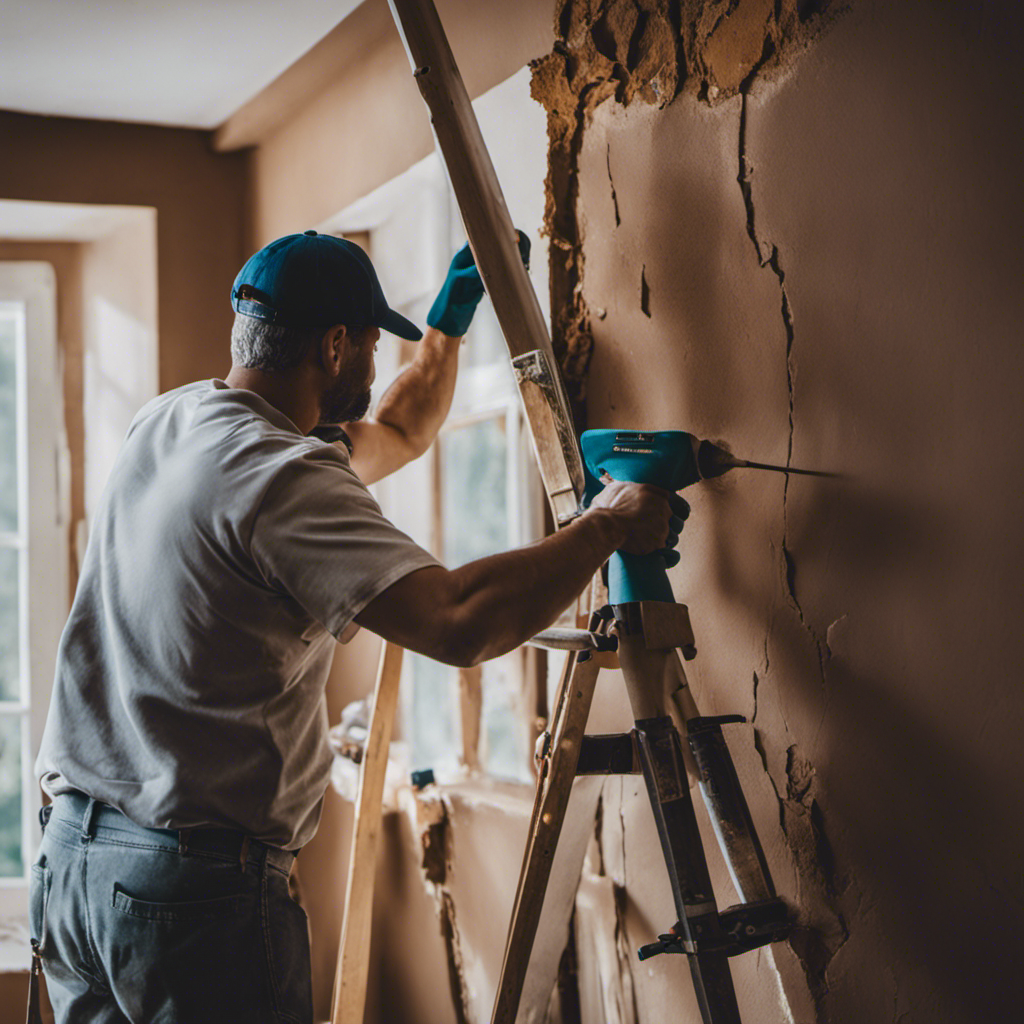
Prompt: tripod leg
<box><xmin>618</xmin><ymin>629</ymin><xmax>742</xmax><ymax>1024</ymax></box>
<box><xmin>670</xmin><ymin>653</ymin><xmax>776</xmax><ymax>904</ymax></box>
<box><xmin>687</xmin><ymin>716</ymin><xmax>776</xmax><ymax>904</ymax></box>
<box><xmin>633</xmin><ymin>715</ymin><xmax>742</xmax><ymax>1024</ymax></box>
<box><xmin>491</xmin><ymin>650</ymin><xmax>601</xmax><ymax>1024</ymax></box>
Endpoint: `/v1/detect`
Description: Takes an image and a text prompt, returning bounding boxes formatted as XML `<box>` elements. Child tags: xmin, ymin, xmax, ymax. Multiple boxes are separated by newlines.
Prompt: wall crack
<box><xmin>739</xmin><ymin>85</ymin><xmax>828</xmax><ymax>684</ymax></box>
<box><xmin>738</xmin><ymin>78</ymin><xmax>849</xmax><ymax>1018</ymax></box>
<box><xmin>606</xmin><ymin>141</ymin><xmax>622</xmax><ymax>226</ymax></box>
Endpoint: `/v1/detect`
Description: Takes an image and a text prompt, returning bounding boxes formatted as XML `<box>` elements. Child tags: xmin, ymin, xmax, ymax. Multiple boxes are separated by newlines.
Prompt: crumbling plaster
<box><xmin>533</xmin><ymin>0</ymin><xmax>1024</xmax><ymax>1021</ymax></box>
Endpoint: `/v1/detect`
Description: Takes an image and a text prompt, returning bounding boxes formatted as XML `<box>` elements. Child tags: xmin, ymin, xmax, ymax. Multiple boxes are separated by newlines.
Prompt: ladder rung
<box><xmin>526</xmin><ymin>628</ymin><xmax>617</xmax><ymax>652</ymax></box>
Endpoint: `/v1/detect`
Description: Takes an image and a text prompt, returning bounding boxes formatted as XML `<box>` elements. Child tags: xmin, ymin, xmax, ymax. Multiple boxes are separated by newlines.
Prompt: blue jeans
<box><xmin>30</xmin><ymin>792</ymin><xmax>313</xmax><ymax>1024</ymax></box>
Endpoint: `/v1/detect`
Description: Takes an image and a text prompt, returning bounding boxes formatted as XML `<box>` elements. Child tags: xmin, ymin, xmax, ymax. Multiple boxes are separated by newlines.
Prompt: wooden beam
<box><xmin>458</xmin><ymin>664</ymin><xmax>483</xmax><ymax>770</ymax></box>
<box><xmin>331</xmin><ymin>641</ymin><xmax>405</xmax><ymax>1024</ymax></box>
<box><xmin>388</xmin><ymin>0</ymin><xmax>585</xmax><ymax>525</ymax></box>
<box><xmin>491</xmin><ymin>650</ymin><xmax>601</xmax><ymax>1023</ymax></box>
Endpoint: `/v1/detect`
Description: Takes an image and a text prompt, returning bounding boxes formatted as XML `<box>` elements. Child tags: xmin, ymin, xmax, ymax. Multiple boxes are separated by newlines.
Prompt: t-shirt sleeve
<box><xmin>249</xmin><ymin>445</ymin><xmax>441</xmax><ymax>638</ymax></box>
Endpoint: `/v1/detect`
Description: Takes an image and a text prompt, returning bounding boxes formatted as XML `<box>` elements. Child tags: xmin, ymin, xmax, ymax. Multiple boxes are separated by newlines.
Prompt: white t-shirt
<box><xmin>36</xmin><ymin>380</ymin><xmax>439</xmax><ymax>849</ymax></box>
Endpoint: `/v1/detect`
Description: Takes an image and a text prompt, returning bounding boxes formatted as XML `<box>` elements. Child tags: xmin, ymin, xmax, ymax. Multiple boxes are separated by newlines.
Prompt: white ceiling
<box><xmin>0</xmin><ymin>1</ymin><xmax>364</xmax><ymax>129</ymax></box>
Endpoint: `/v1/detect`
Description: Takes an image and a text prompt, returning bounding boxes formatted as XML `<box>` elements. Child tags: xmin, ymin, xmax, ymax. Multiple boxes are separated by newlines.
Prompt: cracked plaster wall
<box><xmin>537</xmin><ymin>0</ymin><xmax>1024</xmax><ymax>1021</ymax></box>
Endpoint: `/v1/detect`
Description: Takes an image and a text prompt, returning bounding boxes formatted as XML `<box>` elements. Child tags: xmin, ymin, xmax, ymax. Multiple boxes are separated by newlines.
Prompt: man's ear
<box><xmin>320</xmin><ymin>324</ymin><xmax>350</xmax><ymax>376</ymax></box>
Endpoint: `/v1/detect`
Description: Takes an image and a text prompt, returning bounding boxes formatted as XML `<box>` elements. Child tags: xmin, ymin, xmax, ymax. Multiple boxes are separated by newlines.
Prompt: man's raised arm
<box><xmin>344</xmin><ymin>324</ymin><xmax>460</xmax><ymax>484</ymax></box>
<box><xmin>344</xmin><ymin>234</ymin><xmax>531</xmax><ymax>485</ymax></box>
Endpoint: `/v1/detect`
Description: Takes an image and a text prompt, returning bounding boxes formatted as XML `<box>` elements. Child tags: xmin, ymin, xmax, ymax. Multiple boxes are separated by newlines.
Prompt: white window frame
<box><xmin>0</xmin><ymin>262</ymin><xmax>68</xmax><ymax>956</ymax></box>
<box><xmin>427</xmin><ymin>377</ymin><xmax>543</xmax><ymax>781</ymax></box>
<box><xmin>320</xmin><ymin>65</ymin><xmax>552</xmax><ymax>783</ymax></box>
<box><xmin>362</xmin><ymin>183</ymin><xmax>546</xmax><ymax>780</ymax></box>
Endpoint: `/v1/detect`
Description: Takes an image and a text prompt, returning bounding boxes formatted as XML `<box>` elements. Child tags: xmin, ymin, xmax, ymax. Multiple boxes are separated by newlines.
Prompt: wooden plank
<box><xmin>387</xmin><ymin>0</ymin><xmax>585</xmax><ymax>524</ymax></box>
<box><xmin>331</xmin><ymin>641</ymin><xmax>405</xmax><ymax>1024</ymax></box>
<box><xmin>523</xmin><ymin>645</ymin><xmax>547</xmax><ymax>782</ymax></box>
<box><xmin>458</xmin><ymin>664</ymin><xmax>483</xmax><ymax>770</ymax></box>
<box><xmin>491</xmin><ymin>651</ymin><xmax>602</xmax><ymax>1024</ymax></box>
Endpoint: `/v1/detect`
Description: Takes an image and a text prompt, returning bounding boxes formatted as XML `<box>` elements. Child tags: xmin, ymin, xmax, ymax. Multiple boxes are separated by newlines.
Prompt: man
<box><xmin>30</xmin><ymin>231</ymin><xmax>686</xmax><ymax>1023</ymax></box>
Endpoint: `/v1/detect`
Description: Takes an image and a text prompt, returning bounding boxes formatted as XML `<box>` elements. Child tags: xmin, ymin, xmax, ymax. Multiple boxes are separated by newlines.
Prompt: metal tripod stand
<box><xmin>491</xmin><ymin>593</ymin><xmax>791</xmax><ymax>1024</ymax></box>
<box><xmin>380</xmin><ymin>2</ymin><xmax>795</xmax><ymax>1014</ymax></box>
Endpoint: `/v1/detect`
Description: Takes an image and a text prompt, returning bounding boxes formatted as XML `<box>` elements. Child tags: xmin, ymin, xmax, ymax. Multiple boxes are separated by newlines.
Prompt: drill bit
<box><xmin>697</xmin><ymin>439</ymin><xmax>840</xmax><ymax>480</ymax></box>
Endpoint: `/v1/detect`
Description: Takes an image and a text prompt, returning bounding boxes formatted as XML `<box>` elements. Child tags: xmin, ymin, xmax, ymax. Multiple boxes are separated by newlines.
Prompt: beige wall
<box><xmin>0</xmin><ymin>112</ymin><xmax>247</xmax><ymax>391</ymax></box>
<box><xmin>248</xmin><ymin>0</ymin><xmax>555</xmax><ymax>245</ymax></box>
<box><xmin>558</xmin><ymin>0</ymin><xmax>1024</xmax><ymax>1021</ymax></box>
<box><xmin>297</xmin><ymin>1</ymin><xmax>1024</xmax><ymax>1021</ymax></box>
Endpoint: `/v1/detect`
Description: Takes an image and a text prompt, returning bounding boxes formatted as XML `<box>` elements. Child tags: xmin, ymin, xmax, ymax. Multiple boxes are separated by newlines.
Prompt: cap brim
<box><xmin>379</xmin><ymin>307</ymin><xmax>422</xmax><ymax>341</ymax></box>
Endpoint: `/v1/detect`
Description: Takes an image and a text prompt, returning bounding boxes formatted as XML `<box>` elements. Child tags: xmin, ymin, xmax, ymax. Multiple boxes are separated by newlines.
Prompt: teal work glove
<box><xmin>427</xmin><ymin>231</ymin><xmax>531</xmax><ymax>337</ymax></box>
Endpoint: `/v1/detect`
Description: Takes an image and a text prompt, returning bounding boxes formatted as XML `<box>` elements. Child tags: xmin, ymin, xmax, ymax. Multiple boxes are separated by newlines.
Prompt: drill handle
<box><xmin>581</xmin><ymin>430</ymin><xmax>699</xmax><ymax>605</ymax></box>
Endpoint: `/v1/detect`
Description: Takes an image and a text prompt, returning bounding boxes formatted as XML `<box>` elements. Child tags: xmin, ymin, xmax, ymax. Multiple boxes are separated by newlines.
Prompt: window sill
<box><xmin>0</xmin><ymin>914</ymin><xmax>30</xmax><ymax>971</ymax></box>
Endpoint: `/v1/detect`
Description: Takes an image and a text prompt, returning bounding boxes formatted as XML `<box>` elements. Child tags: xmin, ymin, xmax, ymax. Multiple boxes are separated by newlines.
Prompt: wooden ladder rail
<box><xmin>330</xmin><ymin>641</ymin><xmax>405</xmax><ymax>1024</ymax></box>
<box><xmin>387</xmin><ymin>0</ymin><xmax>586</xmax><ymax>529</ymax></box>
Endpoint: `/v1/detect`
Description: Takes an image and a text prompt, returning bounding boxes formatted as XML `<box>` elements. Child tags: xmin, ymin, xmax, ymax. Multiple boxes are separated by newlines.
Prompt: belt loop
<box><xmin>178</xmin><ymin>828</ymin><xmax>192</xmax><ymax>856</ymax></box>
<box><xmin>239</xmin><ymin>836</ymin><xmax>250</xmax><ymax>872</ymax></box>
<box><xmin>80</xmin><ymin>798</ymin><xmax>98</xmax><ymax>840</ymax></box>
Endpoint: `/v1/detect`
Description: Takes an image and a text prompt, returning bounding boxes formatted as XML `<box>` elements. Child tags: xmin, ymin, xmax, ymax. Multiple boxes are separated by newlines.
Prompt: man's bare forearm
<box><xmin>355</xmin><ymin>507</ymin><xmax>626</xmax><ymax>666</ymax></box>
<box><xmin>374</xmin><ymin>326</ymin><xmax>461</xmax><ymax>456</ymax></box>
<box><xmin>355</xmin><ymin>481</ymin><xmax>680</xmax><ymax>667</ymax></box>
<box><xmin>440</xmin><ymin>508</ymin><xmax>627</xmax><ymax>665</ymax></box>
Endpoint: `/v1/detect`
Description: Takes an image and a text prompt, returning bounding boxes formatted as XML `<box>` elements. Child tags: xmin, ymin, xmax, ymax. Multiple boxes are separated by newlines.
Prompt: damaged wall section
<box><xmin>533</xmin><ymin>0</ymin><xmax>1024</xmax><ymax>1021</ymax></box>
<box><xmin>529</xmin><ymin>0</ymin><xmax>827</xmax><ymax>411</ymax></box>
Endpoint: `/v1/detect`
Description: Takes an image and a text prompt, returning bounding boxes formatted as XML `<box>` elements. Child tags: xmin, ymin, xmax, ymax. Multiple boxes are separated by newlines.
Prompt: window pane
<box><xmin>463</xmin><ymin>295</ymin><xmax>508</xmax><ymax>369</ymax></box>
<box><xmin>0</xmin><ymin>311</ymin><xmax>20</xmax><ymax>533</ymax></box>
<box><xmin>408</xmin><ymin>654</ymin><xmax>459</xmax><ymax>776</ymax></box>
<box><xmin>0</xmin><ymin>547</ymin><xmax>19</xmax><ymax>701</ymax></box>
<box><xmin>0</xmin><ymin>715</ymin><xmax>23</xmax><ymax>877</ymax></box>
<box><xmin>481</xmin><ymin>655</ymin><xmax>531</xmax><ymax>782</ymax></box>
<box><xmin>441</xmin><ymin>417</ymin><xmax>507</xmax><ymax>567</ymax></box>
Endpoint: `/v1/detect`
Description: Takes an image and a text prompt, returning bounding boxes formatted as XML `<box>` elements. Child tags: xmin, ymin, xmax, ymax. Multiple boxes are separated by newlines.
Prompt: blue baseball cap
<box><xmin>231</xmin><ymin>230</ymin><xmax>422</xmax><ymax>340</ymax></box>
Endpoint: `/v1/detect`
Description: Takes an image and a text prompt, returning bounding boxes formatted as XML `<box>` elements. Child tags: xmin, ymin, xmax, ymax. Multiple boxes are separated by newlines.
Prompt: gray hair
<box><xmin>230</xmin><ymin>315</ymin><xmax>325</xmax><ymax>372</ymax></box>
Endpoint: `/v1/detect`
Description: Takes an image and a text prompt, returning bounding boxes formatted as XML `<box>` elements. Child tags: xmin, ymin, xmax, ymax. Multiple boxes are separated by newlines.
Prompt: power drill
<box><xmin>581</xmin><ymin>429</ymin><xmax>836</xmax><ymax>605</ymax></box>
<box><xmin>581</xmin><ymin>430</ymin><xmax>699</xmax><ymax>605</ymax></box>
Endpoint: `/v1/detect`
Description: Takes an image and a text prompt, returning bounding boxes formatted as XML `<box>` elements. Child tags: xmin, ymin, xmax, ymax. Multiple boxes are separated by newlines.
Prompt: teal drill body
<box><xmin>580</xmin><ymin>429</ymin><xmax>700</xmax><ymax>605</ymax></box>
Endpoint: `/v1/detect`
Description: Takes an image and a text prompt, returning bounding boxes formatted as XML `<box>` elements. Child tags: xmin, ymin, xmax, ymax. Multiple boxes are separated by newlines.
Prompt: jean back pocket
<box><xmin>112</xmin><ymin>885</ymin><xmax>250</xmax><ymax>923</ymax></box>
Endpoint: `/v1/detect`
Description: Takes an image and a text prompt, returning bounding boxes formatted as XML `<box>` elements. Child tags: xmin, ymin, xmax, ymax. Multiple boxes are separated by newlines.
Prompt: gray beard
<box><xmin>319</xmin><ymin>378</ymin><xmax>371</xmax><ymax>425</ymax></box>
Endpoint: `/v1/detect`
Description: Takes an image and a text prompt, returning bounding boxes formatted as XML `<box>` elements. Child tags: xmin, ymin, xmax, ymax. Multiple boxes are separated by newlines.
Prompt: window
<box><xmin>400</xmin><ymin>340</ymin><xmax>543</xmax><ymax>783</ymax></box>
<box><xmin>0</xmin><ymin>263</ymin><xmax>66</xmax><ymax>959</ymax></box>
<box><xmin>370</xmin><ymin>207</ymin><xmax>546</xmax><ymax>785</ymax></box>
<box><xmin>325</xmin><ymin>67</ymin><xmax>550</xmax><ymax>784</ymax></box>
<box><xmin>0</xmin><ymin>303</ymin><xmax>26</xmax><ymax>877</ymax></box>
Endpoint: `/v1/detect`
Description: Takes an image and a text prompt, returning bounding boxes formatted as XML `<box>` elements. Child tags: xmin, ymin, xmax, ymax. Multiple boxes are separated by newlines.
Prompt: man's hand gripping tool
<box><xmin>579</xmin><ymin>429</ymin><xmax>791</xmax><ymax>984</ymax></box>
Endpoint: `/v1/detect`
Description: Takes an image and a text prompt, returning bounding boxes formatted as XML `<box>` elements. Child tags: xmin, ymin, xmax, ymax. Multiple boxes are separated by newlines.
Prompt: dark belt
<box><xmin>47</xmin><ymin>790</ymin><xmax>297</xmax><ymax>875</ymax></box>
